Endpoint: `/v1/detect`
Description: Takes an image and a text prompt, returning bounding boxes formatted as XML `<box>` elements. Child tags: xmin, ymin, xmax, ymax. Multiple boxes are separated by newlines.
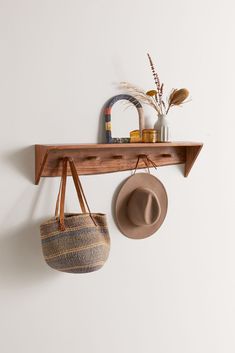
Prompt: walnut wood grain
<box><xmin>35</xmin><ymin>142</ymin><xmax>203</xmax><ymax>184</ymax></box>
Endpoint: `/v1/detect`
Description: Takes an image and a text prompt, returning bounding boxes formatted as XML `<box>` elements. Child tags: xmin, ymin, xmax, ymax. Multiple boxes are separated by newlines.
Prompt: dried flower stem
<box><xmin>147</xmin><ymin>53</ymin><xmax>164</xmax><ymax>114</ymax></box>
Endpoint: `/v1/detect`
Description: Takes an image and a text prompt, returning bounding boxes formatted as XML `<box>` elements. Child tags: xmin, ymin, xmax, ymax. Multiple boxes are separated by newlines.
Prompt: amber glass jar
<box><xmin>142</xmin><ymin>129</ymin><xmax>157</xmax><ymax>143</ymax></box>
<box><xmin>130</xmin><ymin>130</ymin><xmax>142</xmax><ymax>143</ymax></box>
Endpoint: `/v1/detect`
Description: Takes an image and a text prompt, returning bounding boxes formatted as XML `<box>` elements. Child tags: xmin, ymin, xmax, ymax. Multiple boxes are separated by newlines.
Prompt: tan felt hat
<box><xmin>115</xmin><ymin>173</ymin><xmax>168</xmax><ymax>239</ymax></box>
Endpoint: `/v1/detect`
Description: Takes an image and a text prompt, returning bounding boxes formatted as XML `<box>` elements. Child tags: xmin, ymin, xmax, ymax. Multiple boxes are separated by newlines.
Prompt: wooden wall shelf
<box><xmin>35</xmin><ymin>142</ymin><xmax>203</xmax><ymax>184</ymax></box>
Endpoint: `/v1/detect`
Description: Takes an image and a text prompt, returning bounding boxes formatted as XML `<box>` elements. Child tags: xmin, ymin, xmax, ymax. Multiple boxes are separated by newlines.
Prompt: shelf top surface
<box><xmin>36</xmin><ymin>142</ymin><xmax>203</xmax><ymax>150</ymax></box>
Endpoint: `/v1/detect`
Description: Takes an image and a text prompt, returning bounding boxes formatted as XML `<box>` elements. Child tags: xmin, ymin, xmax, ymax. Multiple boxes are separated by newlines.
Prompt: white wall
<box><xmin>0</xmin><ymin>1</ymin><xmax>235</xmax><ymax>352</ymax></box>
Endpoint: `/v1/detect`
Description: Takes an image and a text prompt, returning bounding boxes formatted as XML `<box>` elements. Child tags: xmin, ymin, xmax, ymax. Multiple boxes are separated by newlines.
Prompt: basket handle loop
<box><xmin>68</xmin><ymin>158</ymin><xmax>97</xmax><ymax>226</ymax></box>
<box><xmin>68</xmin><ymin>158</ymin><xmax>91</xmax><ymax>213</ymax></box>
<box><xmin>59</xmin><ymin>157</ymin><xmax>68</xmax><ymax>230</ymax></box>
<box><xmin>56</xmin><ymin>157</ymin><xmax>97</xmax><ymax>230</ymax></box>
<box><xmin>69</xmin><ymin>158</ymin><xmax>88</xmax><ymax>214</ymax></box>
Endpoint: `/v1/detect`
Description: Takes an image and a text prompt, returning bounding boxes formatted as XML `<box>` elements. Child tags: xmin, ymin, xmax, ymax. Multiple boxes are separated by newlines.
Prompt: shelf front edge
<box><xmin>35</xmin><ymin>142</ymin><xmax>203</xmax><ymax>184</ymax></box>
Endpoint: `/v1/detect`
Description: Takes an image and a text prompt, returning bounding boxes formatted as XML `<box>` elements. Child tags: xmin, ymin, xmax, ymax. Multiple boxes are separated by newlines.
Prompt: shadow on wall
<box><xmin>111</xmin><ymin>178</ymin><xmax>127</xmax><ymax>229</ymax></box>
<box><xmin>3</xmin><ymin>145</ymin><xmax>35</xmax><ymax>182</ymax></box>
<box><xmin>0</xmin><ymin>147</ymin><xmax>58</xmax><ymax>289</ymax></box>
<box><xmin>97</xmin><ymin>103</ymin><xmax>106</xmax><ymax>143</ymax></box>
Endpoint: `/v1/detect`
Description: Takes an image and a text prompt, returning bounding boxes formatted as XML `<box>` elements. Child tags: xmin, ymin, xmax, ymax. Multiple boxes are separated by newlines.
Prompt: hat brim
<box><xmin>115</xmin><ymin>173</ymin><xmax>168</xmax><ymax>239</ymax></box>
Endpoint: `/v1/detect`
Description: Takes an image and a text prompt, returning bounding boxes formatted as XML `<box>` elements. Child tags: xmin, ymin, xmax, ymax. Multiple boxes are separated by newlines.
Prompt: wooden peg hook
<box><xmin>86</xmin><ymin>156</ymin><xmax>100</xmax><ymax>161</ymax></box>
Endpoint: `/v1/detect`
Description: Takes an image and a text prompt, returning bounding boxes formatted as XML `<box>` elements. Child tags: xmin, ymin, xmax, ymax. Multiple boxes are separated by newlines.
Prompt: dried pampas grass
<box><xmin>120</xmin><ymin>81</ymin><xmax>161</xmax><ymax>114</ymax></box>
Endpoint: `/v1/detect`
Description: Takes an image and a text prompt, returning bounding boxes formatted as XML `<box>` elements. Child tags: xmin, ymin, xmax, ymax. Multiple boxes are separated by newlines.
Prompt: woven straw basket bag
<box><xmin>40</xmin><ymin>158</ymin><xmax>110</xmax><ymax>273</ymax></box>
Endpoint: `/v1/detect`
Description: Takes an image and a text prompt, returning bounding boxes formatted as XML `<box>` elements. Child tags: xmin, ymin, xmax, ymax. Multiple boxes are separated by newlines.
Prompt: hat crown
<box><xmin>127</xmin><ymin>187</ymin><xmax>161</xmax><ymax>226</ymax></box>
<box><xmin>115</xmin><ymin>173</ymin><xmax>168</xmax><ymax>239</ymax></box>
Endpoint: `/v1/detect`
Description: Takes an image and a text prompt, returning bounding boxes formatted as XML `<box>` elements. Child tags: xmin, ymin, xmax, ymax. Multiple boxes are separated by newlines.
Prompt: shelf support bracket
<box><xmin>35</xmin><ymin>146</ymin><xmax>49</xmax><ymax>185</ymax></box>
<box><xmin>184</xmin><ymin>145</ymin><xmax>203</xmax><ymax>177</ymax></box>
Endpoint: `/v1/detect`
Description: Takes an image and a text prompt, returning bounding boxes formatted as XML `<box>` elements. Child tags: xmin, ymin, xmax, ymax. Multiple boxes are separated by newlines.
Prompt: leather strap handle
<box><xmin>55</xmin><ymin>161</ymin><xmax>88</xmax><ymax>217</ymax></box>
<box><xmin>59</xmin><ymin>158</ymin><xmax>68</xmax><ymax>230</ymax></box>
<box><xmin>68</xmin><ymin>158</ymin><xmax>97</xmax><ymax>226</ymax></box>
<box><xmin>56</xmin><ymin>157</ymin><xmax>97</xmax><ymax>230</ymax></box>
<box><xmin>69</xmin><ymin>159</ymin><xmax>87</xmax><ymax>213</ymax></box>
<box><xmin>55</xmin><ymin>178</ymin><xmax>62</xmax><ymax>217</ymax></box>
<box><xmin>68</xmin><ymin>158</ymin><xmax>89</xmax><ymax>213</ymax></box>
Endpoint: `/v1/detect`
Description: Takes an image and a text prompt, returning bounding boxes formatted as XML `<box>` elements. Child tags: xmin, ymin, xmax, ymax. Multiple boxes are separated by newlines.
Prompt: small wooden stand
<box><xmin>35</xmin><ymin>142</ymin><xmax>203</xmax><ymax>185</ymax></box>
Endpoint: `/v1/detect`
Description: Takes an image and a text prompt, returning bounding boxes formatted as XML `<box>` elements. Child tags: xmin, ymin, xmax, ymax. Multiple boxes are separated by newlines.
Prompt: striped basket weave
<box><xmin>40</xmin><ymin>158</ymin><xmax>110</xmax><ymax>273</ymax></box>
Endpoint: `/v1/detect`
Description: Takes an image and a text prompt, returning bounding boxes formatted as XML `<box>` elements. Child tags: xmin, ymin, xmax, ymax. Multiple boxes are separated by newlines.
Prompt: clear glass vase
<box><xmin>154</xmin><ymin>114</ymin><xmax>170</xmax><ymax>142</ymax></box>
